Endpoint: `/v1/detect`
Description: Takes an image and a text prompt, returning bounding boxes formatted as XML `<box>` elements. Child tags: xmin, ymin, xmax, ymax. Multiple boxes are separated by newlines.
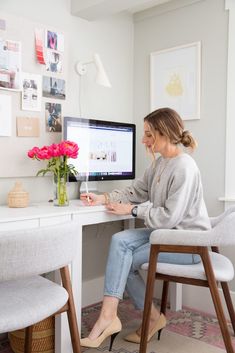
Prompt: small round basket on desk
<box><xmin>9</xmin><ymin>317</ymin><xmax>55</xmax><ymax>353</ymax></box>
<box><xmin>7</xmin><ymin>182</ymin><xmax>29</xmax><ymax>208</ymax></box>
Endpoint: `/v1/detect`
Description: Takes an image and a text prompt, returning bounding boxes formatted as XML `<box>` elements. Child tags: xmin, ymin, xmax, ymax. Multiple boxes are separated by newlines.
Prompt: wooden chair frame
<box><xmin>24</xmin><ymin>266</ymin><xmax>81</xmax><ymax>353</ymax></box>
<box><xmin>139</xmin><ymin>245</ymin><xmax>235</xmax><ymax>353</ymax></box>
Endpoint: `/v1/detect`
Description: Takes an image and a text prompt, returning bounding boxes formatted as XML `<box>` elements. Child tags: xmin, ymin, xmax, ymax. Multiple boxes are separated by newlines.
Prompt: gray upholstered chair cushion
<box><xmin>0</xmin><ymin>275</ymin><xmax>68</xmax><ymax>333</ymax></box>
<box><xmin>141</xmin><ymin>251</ymin><xmax>234</xmax><ymax>282</ymax></box>
<box><xmin>141</xmin><ymin>210</ymin><xmax>235</xmax><ymax>282</ymax></box>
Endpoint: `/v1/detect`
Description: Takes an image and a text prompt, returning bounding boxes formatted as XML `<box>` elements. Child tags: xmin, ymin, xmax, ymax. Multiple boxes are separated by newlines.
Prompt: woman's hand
<box><xmin>80</xmin><ymin>193</ymin><xmax>105</xmax><ymax>206</ymax></box>
<box><xmin>106</xmin><ymin>202</ymin><xmax>134</xmax><ymax>215</ymax></box>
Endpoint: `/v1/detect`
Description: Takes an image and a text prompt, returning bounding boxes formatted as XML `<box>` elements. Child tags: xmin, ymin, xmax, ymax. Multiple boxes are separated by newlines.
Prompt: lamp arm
<box><xmin>82</xmin><ymin>60</ymin><xmax>93</xmax><ymax>66</ymax></box>
<box><xmin>75</xmin><ymin>53</ymin><xmax>111</xmax><ymax>87</ymax></box>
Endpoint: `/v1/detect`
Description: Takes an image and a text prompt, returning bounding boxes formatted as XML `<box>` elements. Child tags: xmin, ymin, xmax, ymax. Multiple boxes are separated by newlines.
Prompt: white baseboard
<box><xmin>82</xmin><ymin>276</ymin><xmax>235</xmax><ymax>320</ymax></box>
<box><xmin>182</xmin><ymin>284</ymin><xmax>235</xmax><ymax>319</ymax></box>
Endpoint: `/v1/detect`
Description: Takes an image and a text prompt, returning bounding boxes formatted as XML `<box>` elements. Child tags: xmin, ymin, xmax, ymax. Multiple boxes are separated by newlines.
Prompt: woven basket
<box><xmin>7</xmin><ymin>182</ymin><xmax>29</xmax><ymax>208</ymax></box>
<box><xmin>9</xmin><ymin>317</ymin><xmax>55</xmax><ymax>353</ymax></box>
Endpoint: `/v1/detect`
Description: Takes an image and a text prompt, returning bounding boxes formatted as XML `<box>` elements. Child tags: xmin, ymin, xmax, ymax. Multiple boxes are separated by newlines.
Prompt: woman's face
<box><xmin>142</xmin><ymin>122</ymin><xmax>168</xmax><ymax>154</ymax></box>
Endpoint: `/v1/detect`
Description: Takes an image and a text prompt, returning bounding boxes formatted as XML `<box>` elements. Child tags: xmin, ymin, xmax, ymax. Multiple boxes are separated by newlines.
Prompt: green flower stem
<box><xmin>57</xmin><ymin>175</ymin><xmax>68</xmax><ymax>206</ymax></box>
<box><xmin>54</xmin><ymin>157</ymin><xmax>69</xmax><ymax>206</ymax></box>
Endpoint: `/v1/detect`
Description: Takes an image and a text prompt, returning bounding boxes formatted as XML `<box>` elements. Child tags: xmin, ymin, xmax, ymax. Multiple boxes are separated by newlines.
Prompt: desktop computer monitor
<box><xmin>63</xmin><ymin>117</ymin><xmax>136</xmax><ymax>181</ymax></box>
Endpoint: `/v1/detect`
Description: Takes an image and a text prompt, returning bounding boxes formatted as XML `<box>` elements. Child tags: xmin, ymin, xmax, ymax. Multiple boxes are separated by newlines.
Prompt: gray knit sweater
<box><xmin>109</xmin><ymin>153</ymin><xmax>211</xmax><ymax>230</ymax></box>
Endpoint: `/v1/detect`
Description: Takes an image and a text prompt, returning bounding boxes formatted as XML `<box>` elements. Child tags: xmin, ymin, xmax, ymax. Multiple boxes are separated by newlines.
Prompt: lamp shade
<box><xmin>93</xmin><ymin>53</ymin><xmax>111</xmax><ymax>88</ymax></box>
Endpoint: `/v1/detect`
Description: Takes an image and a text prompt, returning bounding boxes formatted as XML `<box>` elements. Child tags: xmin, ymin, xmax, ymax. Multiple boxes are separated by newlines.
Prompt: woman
<box><xmin>80</xmin><ymin>107</ymin><xmax>211</xmax><ymax>349</ymax></box>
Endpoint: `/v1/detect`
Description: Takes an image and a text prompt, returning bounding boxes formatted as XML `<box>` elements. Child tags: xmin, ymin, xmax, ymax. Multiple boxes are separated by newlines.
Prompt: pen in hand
<box><xmin>85</xmin><ymin>181</ymin><xmax>91</xmax><ymax>203</ymax></box>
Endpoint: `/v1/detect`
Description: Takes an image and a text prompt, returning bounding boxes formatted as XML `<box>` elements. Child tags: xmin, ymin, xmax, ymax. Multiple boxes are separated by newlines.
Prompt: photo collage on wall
<box><xmin>41</xmin><ymin>29</ymin><xmax>65</xmax><ymax>133</ymax></box>
<box><xmin>0</xmin><ymin>23</ymin><xmax>65</xmax><ymax>137</ymax></box>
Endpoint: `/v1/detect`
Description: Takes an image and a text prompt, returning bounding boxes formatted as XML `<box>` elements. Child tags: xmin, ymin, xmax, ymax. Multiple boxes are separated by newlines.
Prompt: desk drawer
<box><xmin>0</xmin><ymin>219</ymin><xmax>39</xmax><ymax>231</ymax></box>
<box><xmin>40</xmin><ymin>214</ymin><xmax>72</xmax><ymax>226</ymax></box>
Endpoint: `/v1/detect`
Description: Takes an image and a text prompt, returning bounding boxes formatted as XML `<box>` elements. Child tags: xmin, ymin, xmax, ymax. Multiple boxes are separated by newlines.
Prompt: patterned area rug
<box><xmin>1</xmin><ymin>298</ymin><xmax>234</xmax><ymax>353</ymax></box>
<box><xmin>81</xmin><ymin>299</ymin><xmax>235</xmax><ymax>352</ymax></box>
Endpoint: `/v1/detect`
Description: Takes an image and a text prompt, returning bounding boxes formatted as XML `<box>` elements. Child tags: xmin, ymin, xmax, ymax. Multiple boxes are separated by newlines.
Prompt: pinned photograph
<box><xmin>42</xmin><ymin>76</ymin><xmax>65</xmax><ymax>100</ymax></box>
<box><xmin>0</xmin><ymin>94</ymin><xmax>11</xmax><ymax>136</ymax></box>
<box><xmin>0</xmin><ymin>39</ymin><xmax>21</xmax><ymax>91</ymax></box>
<box><xmin>47</xmin><ymin>30</ymin><xmax>57</xmax><ymax>50</ymax></box>
<box><xmin>17</xmin><ymin>117</ymin><xmax>40</xmax><ymax>137</ymax></box>
<box><xmin>35</xmin><ymin>28</ymin><xmax>46</xmax><ymax>65</ymax></box>
<box><xmin>21</xmin><ymin>73</ymin><xmax>42</xmax><ymax>111</ymax></box>
<box><xmin>45</xmin><ymin>102</ymin><xmax>62</xmax><ymax>132</ymax></box>
<box><xmin>46</xmin><ymin>50</ymin><xmax>62</xmax><ymax>73</ymax></box>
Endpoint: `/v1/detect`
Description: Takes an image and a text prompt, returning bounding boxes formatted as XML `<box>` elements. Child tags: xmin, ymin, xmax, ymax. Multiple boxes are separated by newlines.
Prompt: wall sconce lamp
<box><xmin>75</xmin><ymin>53</ymin><xmax>111</xmax><ymax>88</ymax></box>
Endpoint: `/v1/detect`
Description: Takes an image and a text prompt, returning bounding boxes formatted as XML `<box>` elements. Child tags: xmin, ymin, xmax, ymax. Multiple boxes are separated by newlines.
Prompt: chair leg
<box><xmin>139</xmin><ymin>245</ymin><xmax>159</xmax><ymax>353</ymax></box>
<box><xmin>212</xmin><ymin>247</ymin><xmax>235</xmax><ymax>335</ymax></box>
<box><xmin>60</xmin><ymin>266</ymin><xmax>81</xmax><ymax>353</ymax></box>
<box><xmin>24</xmin><ymin>326</ymin><xmax>33</xmax><ymax>353</ymax></box>
<box><xmin>201</xmin><ymin>249</ymin><xmax>234</xmax><ymax>353</ymax></box>
<box><xmin>160</xmin><ymin>281</ymin><xmax>169</xmax><ymax>315</ymax></box>
<box><xmin>221</xmin><ymin>281</ymin><xmax>235</xmax><ymax>336</ymax></box>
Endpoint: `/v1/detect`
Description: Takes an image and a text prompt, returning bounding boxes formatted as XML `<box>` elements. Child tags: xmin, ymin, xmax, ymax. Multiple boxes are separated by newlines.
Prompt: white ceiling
<box><xmin>71</xmin><ymin>0</ymin><xmax>171</xmax><ymax>20</ymax></box>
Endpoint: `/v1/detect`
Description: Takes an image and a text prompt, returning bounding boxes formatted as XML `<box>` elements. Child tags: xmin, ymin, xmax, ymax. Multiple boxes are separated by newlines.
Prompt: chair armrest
<box><xmin>210</xmin><ymin>206</ymin><xmax>235</xmax><ymax>227</ymax></box>
<box><xmin>150</xmin><ymin>211</ymin><xmax>235</xmax><ymax>247</ymax></box>
<box><xmin>150</xmin><ymin>228</ymin><xmax>214</xmax><ymax>247</ymax></box>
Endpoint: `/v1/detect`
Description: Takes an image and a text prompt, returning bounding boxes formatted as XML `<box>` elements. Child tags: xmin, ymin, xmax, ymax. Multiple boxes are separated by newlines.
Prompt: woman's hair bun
<box><xmin>181</xmin><ymin>130</ymin><xmax>197</xmax><ymax>149</ymax></box>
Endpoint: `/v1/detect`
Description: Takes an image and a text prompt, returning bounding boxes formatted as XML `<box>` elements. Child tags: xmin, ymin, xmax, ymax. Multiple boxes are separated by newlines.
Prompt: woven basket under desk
<box><xmin>9</xmin><ymin>317</ymin><xmax>55</xmax><ymax>353</ymax></box>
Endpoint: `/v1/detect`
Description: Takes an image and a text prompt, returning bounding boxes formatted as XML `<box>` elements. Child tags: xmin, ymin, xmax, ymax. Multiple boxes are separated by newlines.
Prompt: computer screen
<box><xmin>63</xmin><ymin>117</ymin><xmax>136</xmax><ymax>181</ymax></box>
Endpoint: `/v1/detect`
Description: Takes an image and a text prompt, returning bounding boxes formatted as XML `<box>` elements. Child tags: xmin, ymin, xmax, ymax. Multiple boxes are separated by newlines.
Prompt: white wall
<box><xmin>0</xmin><ymin>0</ymin><xmax>133</xmax><ymax>203</ymax></box>
<box><xmin>133</xmin><ymin>0</ymin><xmax>228</xmax><ymax>217</ymax></box>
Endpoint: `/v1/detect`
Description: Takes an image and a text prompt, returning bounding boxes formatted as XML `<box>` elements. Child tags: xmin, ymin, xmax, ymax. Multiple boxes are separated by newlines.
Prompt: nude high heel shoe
<box><xmin>124</xmin><ymin>313</ymin><xmax>166</xmax><ymax>344</ymax></box>
<box><xmin>80</xmin><ymin>317</ymin><xmax>122</xmax><ymax>351</ymax></box>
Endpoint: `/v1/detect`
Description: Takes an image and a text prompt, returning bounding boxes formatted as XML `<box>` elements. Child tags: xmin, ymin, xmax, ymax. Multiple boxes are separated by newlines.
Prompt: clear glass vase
<box><xmin>53</xmin><ymin>174</ymin><xmax>69</xmax><ymax>206</ymax></box>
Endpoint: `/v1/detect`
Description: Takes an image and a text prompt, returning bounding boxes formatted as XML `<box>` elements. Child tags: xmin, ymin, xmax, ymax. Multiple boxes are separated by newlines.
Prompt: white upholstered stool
<box><xmin>0</xmin><ymin>222</ymin><xmax>81</xmax><ymax>353</ymax></box>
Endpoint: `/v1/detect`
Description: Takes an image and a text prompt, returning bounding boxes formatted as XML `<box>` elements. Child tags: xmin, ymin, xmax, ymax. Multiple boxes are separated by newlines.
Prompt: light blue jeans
<box><xmin>104</xmin><ymin>228</ymin><xmax>201</xmax><ymax>310</ymax></box>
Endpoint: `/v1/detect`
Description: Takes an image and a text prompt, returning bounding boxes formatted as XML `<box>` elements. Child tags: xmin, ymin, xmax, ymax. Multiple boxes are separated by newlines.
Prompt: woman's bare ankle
<box><xmin>88</xmin><ymin>315</ymin><xmax>116</xmax><ymax>340</ymax></box>
<box><xmin>100</xmin><ymin>310</ymin><xmax>117</xmax><ymax>321</ymax></box>
<box><xmin>150</xmin><ymin>305</ymin><xmax>160</xmax><ymax>322</ymax></box>
<box><xmin>150</xmin><ymin>311</ymin><xmax>160</xmax><ymax>322</ymax></box>
<box><xmin>136</xmin><ymin>313</ymin><xmax>161</xmax><ymax>337</ymax></box>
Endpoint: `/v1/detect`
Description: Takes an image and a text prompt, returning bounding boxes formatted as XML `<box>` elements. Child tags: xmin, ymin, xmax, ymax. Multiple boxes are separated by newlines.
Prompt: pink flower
<box><xmin>59</xmin><ymin>141</ymin><xmax>79</xmax><ymax>159</ymax></box>
<box><xmin>27</xmin><ymin>147</ymin><xmax>40</xmax><ymax>159</ymax></box>
<box><xmin>48</xmin><ymin>143</ymin><xmax>61</xmax><ymax>157</ymax></box>
<box><xmin>37</xmin><ymin>146</ymin><xmax>52</xmax><ymax>160</ymax></box>
<box><xmin>27</xmin><ymin>141</ymin><xmax>79</xmax><ymax>179</ymax></box>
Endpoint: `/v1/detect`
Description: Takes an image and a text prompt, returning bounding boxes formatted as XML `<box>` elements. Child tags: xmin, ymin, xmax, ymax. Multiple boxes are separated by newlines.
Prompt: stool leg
<box><xmin>24</xmin><ymin>326</ymin><xmax>33</xmax><ymax>353</ymax></box>
<box><xmin>60</xmin><ymin>266</ymin><xmax>81</xmax><ymax>353</ymax></box>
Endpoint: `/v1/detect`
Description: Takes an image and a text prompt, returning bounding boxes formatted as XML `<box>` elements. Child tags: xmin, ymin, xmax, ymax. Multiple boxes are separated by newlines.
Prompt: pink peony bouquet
<box><xmin>28</xmin><ymin>141</ymin><xmax>79</xmax><ymax>178</ymax></box>
<box><xmin>28</xmin><ymin>141</ymin><xmax>79</xmax><ymax>206</ymax></box>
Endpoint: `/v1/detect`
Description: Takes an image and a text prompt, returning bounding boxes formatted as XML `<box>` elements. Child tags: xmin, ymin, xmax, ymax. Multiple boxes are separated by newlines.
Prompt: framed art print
<box><xmin>150</xmin><ymin>42</ymin><xmax>201</xmax><ymax>120</ymax></box>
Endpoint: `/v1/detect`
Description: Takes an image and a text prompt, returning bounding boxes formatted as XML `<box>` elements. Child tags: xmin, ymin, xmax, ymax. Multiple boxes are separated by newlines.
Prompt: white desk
<box><xmin>0</xmin><ymin>200</ymin><xmax>135</xmax><ymax>353</ymax></box>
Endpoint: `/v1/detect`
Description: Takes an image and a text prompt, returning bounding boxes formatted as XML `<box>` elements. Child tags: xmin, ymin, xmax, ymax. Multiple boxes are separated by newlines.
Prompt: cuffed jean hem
<box><xmin>103</xmin><ymin>291</ymin><xmax>123</xmax><ymax>300</ymax></box>
<box><xmin>192</xmin><ymin>254</ymin><xmax>201</xmax><ymax>263</ymax></box>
